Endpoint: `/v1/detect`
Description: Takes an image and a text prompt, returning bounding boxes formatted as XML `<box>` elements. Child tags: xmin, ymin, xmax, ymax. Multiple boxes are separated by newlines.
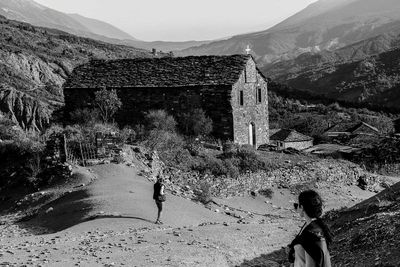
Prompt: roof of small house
<box><xmin>64</xmin><ymin>55</ymin><xmax>261</xmax><ymax>89</ymax></box>
<box><xmin>270</xmin><ymin>129</ymin><xmax>313</xmax><ymax>142</ymax></box>
<box><xmin>325</xmin><ymin>121</ymin><xmax>379</xmax><ymax>134</ymax></box>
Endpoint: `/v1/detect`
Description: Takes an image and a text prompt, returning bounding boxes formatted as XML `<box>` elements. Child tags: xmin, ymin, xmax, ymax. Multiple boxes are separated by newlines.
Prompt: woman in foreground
<box><xmin>288</xmin><ymin>190</ymin><xmax>333</xmax><ymax>267</ymax></box>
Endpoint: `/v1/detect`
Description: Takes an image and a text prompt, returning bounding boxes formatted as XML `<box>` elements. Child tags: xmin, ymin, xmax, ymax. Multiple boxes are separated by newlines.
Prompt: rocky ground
<box><xmin>1</xmin><ymin>159</ymin><xmax>394</xmax><ymax>267</ymax></box>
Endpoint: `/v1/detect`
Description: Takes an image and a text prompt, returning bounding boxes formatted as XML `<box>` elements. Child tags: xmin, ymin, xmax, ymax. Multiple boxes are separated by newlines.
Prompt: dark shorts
<box><xmin>155</xmin><ymin>200</ymin><xmax>163</xmax><ymax>211</ymax></box>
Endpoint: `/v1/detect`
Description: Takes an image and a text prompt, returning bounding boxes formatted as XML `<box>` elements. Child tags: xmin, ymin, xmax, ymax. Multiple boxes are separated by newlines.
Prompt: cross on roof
<box><xmin>245</xmin><ymin>45</ymin><xmax>251</xmax><ymax>55</ymax></box>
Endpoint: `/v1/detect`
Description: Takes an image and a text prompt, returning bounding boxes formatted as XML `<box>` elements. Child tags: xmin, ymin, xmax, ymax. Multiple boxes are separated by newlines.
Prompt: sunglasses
<box><xmin>294</xmin><ymin>203</ymin><xmax>299</xmax><ymax>210</ymax></box>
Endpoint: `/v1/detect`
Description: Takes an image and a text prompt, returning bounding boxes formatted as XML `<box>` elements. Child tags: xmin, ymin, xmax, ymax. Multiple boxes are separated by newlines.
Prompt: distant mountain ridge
<box><xmin>178</xmin><ymin>0</ymin><xmax>400</xmax><ymax>67</ymax></box>
<box><xmin>0</xmin><ymin>0</ymin><xmax>214</xmax><ymax>52</ymax></box>
<box><xmin>264</xmin><ymin>30</ymin><xmax>400</xmax><ymax>79</ymax></box>
<box><xmin>270</xmin><ymin>45</ymin><xmax>400</xmax><ymax>111</ymax></box>
<box><xmin>68</xmin><ymin>13</ymin><xmax>138</xmax><ymax>41</ymax></box>
<box><xmin>0</xmin><ymin>0</ymin><xmax>136</xmax><ymax>41</ymax></box>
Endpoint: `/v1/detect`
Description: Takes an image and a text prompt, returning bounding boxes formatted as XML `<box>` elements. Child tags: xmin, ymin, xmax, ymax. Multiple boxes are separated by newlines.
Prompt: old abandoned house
<box><xmin>324</xmin><ymin>121</ymin><xmax>379</xmax><ymax>138</ymax></box>
<box><xmin>63</xmin><ymin>55</ymin><xmax>269</xmax><ymax>148</ymax></box>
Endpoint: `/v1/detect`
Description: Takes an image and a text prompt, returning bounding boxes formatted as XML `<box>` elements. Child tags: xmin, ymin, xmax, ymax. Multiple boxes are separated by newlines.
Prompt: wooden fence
<box><xmin>63</xmin><ymin>133</ymin><xmax>122</xmax><ymax>166</ymax></box>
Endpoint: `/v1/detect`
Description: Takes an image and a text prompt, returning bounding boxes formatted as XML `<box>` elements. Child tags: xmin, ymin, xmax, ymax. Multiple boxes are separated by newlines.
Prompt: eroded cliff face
<box><xmin>0</xmin><ymin>51</ymin><xmax>68</xmax><ymax>131</ymax></box>
<box><xmin>0</xmin><ymin>15</ymin><xmax>150</xmax><ymax>130</ymax></box>
<box><xmin>0</xmin><ymin>86</ymin><xmax>54</xmax><ymax>131</ymax></box>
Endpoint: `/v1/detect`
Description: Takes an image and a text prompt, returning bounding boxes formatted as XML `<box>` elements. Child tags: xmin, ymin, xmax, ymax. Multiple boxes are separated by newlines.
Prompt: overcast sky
<box><xmin>34</xmin><ymin>0</ymin><xmax>318</xmax><ymax>41</ymax></box>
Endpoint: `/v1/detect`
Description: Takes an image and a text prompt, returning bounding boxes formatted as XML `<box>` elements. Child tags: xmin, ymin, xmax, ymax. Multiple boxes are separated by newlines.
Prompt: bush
<box><xmin>118</xmin><ymin>126</ymin><xmax>136</xmax><ymax>144</ymax></box>
<box><xmin>192</xmin><ymin>154</ymin><xmax>227</xmax><ymax>176</ymax></box>
<box><xmin>145</xmin><ymin>110</ymin><xmax>177</xmax><ymax>133</ymax></box>
<box><xmin>0</xmin><ymin>114</ymin><xmax>23</xmax><ymax>140</ymax></box>
<box><xmin>233</xmin><ymin>146</ymin><xmax>267</xmax><ymax>173</ymax></box>
<box><xmin>196</xmin><ymin>181</ymin><xmax>213</xmax><ymax>204</ymax></box>
<box><xmin>259</xmin><ymin>188</ymin><xmax>274</xmax><ymax>199</ymax></box>
<box><xmin>185</xmin><ymin>139</ymin><xmax>203</xmax><ymax>156</ymax></box>
<box><xmin>143</xmin><ymin>129</ymin><xmax>187</xmax><ymax>166</ymax></box>
<box><xmin>69</xmin><ymin>108</ymin><xmax>100</xmax><ymax>125</ymax></box>
<box><xmin>63</xmin><ymin>125</ymin><xmax>84</xmax><ymax>142</ymax></box>
<box><xmin>0</xmin><ymin>137</ymin><xmax>45</xmax><ymax>189</ymax></box>
<box><xmin>222</xmin><ymin>141</ymin><xmax>240</xmax><ymax>154</ymax></box>
<box><xmin>222</xmin><ymin>158</ymin><xmax>240</xmax><ymax>179</ymax></box>
<box><xmin>180</xmin><ymin>109</ymin><xmax>213</xmax><ymax>137</ymax></box>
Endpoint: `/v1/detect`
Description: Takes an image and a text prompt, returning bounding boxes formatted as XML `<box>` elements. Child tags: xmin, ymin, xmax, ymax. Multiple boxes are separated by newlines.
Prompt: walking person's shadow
<box><xmin>86</xmin><ymin>213</ymin><xmax>154</xmax><ymax>224</ymax></box>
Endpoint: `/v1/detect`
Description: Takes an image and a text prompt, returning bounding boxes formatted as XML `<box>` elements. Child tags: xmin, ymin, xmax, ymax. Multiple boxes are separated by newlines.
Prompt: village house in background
<box><xmin>63</xmin><ymin>55</ymin><xmax>269</xmax><ymax>148</ymax></box>
<box><xmin>269</xmin><ymin>129</ymin><xmax>313</xmax><ymax>150</ymax></box>
<box><xmin>324</xmin><ymin>121</ymin><xmax>379</xmax><ymax>138</ymax></box>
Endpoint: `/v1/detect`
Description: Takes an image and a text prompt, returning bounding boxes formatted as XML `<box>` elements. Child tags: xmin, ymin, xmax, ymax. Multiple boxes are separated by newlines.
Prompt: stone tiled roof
<box><xmin>64</xmin><ymin>55</ymin><xmax>254</xmax><ymax>88</ymax></box>
<box><xmin>325</xmin><ymin>121</ymin><xmax>379</xmax><ymax>133</ymax></box>
<box><xmin>270</xmin><ymin>129</ymin><xmax>313</xmax><ymax>142</ymax></box>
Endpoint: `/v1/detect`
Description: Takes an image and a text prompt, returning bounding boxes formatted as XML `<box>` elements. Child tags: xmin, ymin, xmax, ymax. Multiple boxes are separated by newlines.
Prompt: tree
<box><xmin>94</xmin><ymin>88</ymin><xmax>122</xmax><ymax>123</ymax></box>
<box><xmin>180</xmin><ymin>109</ymin><xmax>213</xmax><ymax>137</ymax></box>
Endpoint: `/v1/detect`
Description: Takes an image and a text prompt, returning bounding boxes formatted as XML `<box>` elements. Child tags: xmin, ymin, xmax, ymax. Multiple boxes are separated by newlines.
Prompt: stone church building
<box><xmin>63</xmin><ymin>54</ymin><xmax>269</xmax><ymax>148</ymax></box>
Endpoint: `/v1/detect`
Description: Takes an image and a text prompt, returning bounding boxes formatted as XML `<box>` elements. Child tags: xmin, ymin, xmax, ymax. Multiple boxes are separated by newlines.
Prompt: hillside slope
<box><xmin>269</xmin><ymin>46</ymin><xmax>400</xmax><ymax>110</ymax></box>
<box><xmin>179</xmin><ymin>0</ymin><xmax>400</xmax><ymax>67</ymax></box>
<box><xmin>0</xmin><ymin>15</ymin><xmax>150</xmax><ymax>130</ymax></box>
<box><xmin>0</xmin><ymin>0</ymin><xmax>137</xmax><ymax>42</ymax></box>
<box><xmin>67</xmin><ymin>13</ymin><xmax>137</xmax><ymax>41</ymax></box>
<box><xmin>328</xmin><ymin>181</ymin><xmax>400</xmax><ymax>266</ymax></box>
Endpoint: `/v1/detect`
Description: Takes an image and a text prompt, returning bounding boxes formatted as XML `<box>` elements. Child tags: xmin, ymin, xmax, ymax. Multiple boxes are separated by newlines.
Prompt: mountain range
<box><xmin>0</xmin><ymin>0</ymin><xmax>212</xmax><ymax>52</ymax></box>
<box><xmin>179</xmin><ymin>0</ymin><xmax>400</xmax><ymax>65</ymax></box>
<box><xmin>176</xmin><ymin>0</ymin><xmax>400</xmax><ymax>110</ymax></box>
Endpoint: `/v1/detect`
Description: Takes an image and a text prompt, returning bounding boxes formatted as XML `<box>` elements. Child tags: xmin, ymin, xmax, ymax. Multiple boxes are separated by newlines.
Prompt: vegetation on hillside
<box><xmin>267</xmin><ymin>45</ymin><xmax>400</xmax><ymax>111</ymax></box>
<box><xmin>268</xmin><ymin>80</ymin><xmax>396</xmax><ymax>140</ymax></box>
<box><xmin>0</xmin><ymin>15</ymin><xmax>150</xmax><ymax>130</ymax></box>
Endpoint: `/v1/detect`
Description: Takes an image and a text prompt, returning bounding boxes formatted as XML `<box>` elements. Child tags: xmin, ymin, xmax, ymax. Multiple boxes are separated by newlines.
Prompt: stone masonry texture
<box><xmin>64</xmin><ymin>55</ymin><xmax>269</xmax><ymax>146</ymax></box>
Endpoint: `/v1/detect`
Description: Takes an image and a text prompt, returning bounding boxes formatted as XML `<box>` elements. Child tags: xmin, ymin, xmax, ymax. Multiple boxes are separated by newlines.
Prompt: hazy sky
<box><xmin>34</xmin><ymin>0</ymin><xmax>318</xmax><ymax>41</ymax></box>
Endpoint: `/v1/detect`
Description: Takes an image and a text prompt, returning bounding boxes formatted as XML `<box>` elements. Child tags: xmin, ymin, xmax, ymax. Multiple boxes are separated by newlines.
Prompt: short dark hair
<box><xmin>298</xmin><ymin>190</ymin><xmax>323</xmax><ymax>218</ymax></box>
<box><xmin>298</xmin><ymin>190</ymin><xmax>334</xmax><ymax>245</ymax></box>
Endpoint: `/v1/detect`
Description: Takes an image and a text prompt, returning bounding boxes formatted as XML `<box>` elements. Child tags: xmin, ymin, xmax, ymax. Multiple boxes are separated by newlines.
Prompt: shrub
<box><xmin>63</xmin><ymin>125</ymin><xmax>84</xmax><ymax>142</ymax></box>
<box><xmin>223</xmin><ymin>158</ymin><xmax>240</xmax><ymax>179</ymax></box>
<box><xmin>180</xmin><ymin>109</ymin><xmax>213</xmax><ymax>137</ymax></box>
<box><xmin>259</xmin><ymin>188</ymin><xmax>274</xmax><ymax>199</ymax></box>
<box><xmin>69</xmin><ymin>108</ymin><xmax>100</xmax><ymax>125</ymax></box>
<box><xmin>196</xmin><ymin>181</ymin><xmax>213</xmax><ymax>204</ymax></box>
<box><xmin>143</xmin><ymin>129</ymin><xmax>187</xmax><ymax>166</ymax></box>
<box><xmin>43</xmin><ymin>124</ymin><xmax>64</xmax><ymax>135</ymax></box>
<box><xmin>0</xmin><ymin>137</ymin><xmax>45</xmax><ymax>189</ymax></box>
<box><xmin>185</xmin><ymin>139</ymin><xmax>203</xmax><ymax>156</ymax></box>
<box><xmin>113</xmin><ymin>154</ymin><xmax>125</xmax><ymax>164</ymax></box>
<box><xmin>192</xmin><ymin>154</ymin><xmax>227</xmax><ymax>176</ymax></box>
<box><xmin>235</xmin><ymin>146</ymin><xmax>267</xmax><ymax>173</ymax></box>
<box><xmin>119</xmin><ymin>126</ymin><xmax>136</xmax><ymax>144</ymax></box>
<box><xmin>222</xmin><ymin>141</ymin><xmax>240</xmax><ymax>154</ymax></box>
<box><xmin>145</xmin><ymin>110</ymin><xmax>177</xmax><ymax>133</ymax></box>
<box><xmin>0</xmin><ymin>114</ymin><xmax>23</xmax><ymax>141</ymax></box>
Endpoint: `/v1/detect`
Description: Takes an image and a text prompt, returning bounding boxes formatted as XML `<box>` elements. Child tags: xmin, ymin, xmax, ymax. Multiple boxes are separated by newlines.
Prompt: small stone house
<box><xmin>63</xmin><ymin>55</ymin><xmax>269</xmax><ymax>148</ymax></box>
<box><xmin>270</xmin><ymin>129</ymin><xmax>313</xmax><ymax>150</ymax></box>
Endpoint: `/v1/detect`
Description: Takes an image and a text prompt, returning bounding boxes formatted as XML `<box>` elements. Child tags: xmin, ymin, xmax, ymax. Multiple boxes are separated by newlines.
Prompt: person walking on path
<box><xmin>288</xmin><ymin>190</ymin><xmax>333</xmax><ymax>267</ymax></box>
<box><xmin>153</xmin><ymin>176</ymin><xmax>166</xmax><ymax>224</ymax></box>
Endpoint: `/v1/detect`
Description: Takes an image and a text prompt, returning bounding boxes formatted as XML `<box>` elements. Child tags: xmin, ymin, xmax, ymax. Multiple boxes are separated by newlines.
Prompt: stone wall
<box><xmin>166</xmin><ymin>158</ymin><xmax>384</xmax><ymax>199</ymax></box>
<box><xmin>231</xmin><ymin>58</ymin><xmax>269</xmax><ymax>148</ymax></box>
<box><xmin>64</xmin><ymin>85</ymin><xmax>234</xmax><ymax>140</ymax></box>
<box><xmin>283</xmin><ymin>140</ymin><xmax>313</xmax><ymax>150</ymax></box>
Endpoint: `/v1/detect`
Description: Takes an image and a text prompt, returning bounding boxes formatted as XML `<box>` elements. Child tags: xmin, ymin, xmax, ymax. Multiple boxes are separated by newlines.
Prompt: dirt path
<box><xmin>0</xmin><ymin>164</ymin><xmax>379</xmax><ymax>266</ymax></box>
